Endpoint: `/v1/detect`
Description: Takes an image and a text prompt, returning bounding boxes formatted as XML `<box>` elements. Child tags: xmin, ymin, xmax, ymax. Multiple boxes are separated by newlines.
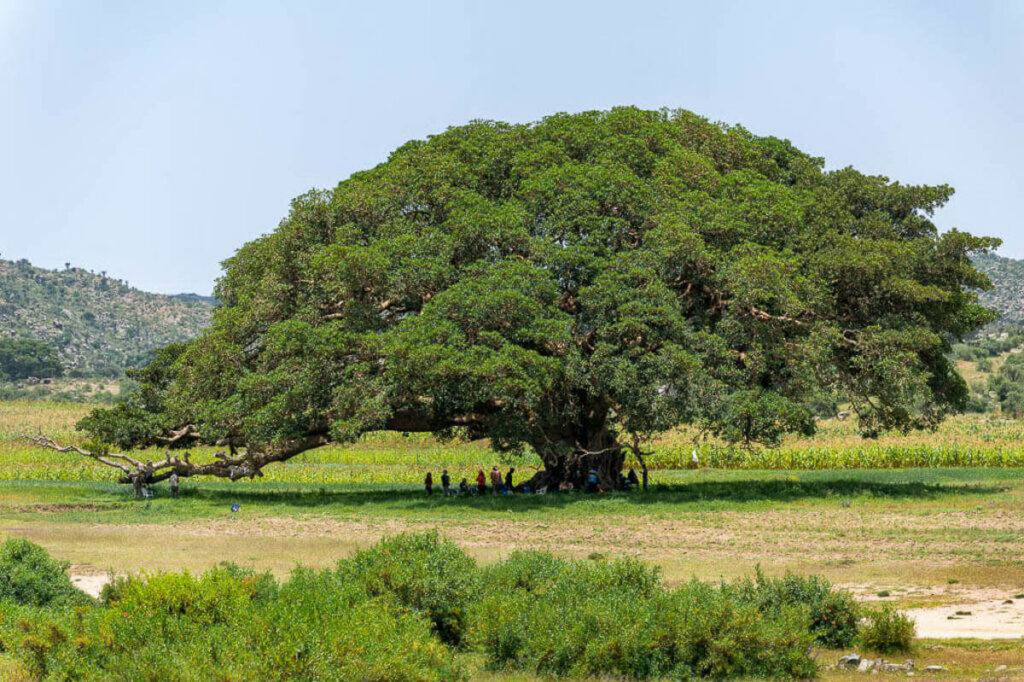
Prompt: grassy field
<box><xmin>2</xmin><ymin>400</ymin><xmax>1024</xmax><ymax>678</ymax></box>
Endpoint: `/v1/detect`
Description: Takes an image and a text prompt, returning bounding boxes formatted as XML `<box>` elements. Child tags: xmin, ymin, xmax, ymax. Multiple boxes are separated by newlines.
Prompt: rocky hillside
<box><xmin>973</xmin><ymin>252</ymin><xmax>1024</xmax><ymax>323</ymax></box>
<box><xmin>0</xmin><ymin>258</ymin><xmax>213</xmax><ymax>377</ymax></box>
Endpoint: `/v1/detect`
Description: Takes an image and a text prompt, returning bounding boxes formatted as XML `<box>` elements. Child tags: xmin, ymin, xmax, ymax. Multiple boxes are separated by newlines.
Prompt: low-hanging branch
<box><xmin>24</xmin><ymin>404</ymin><xmax>499</xmax><ymax>486</ymax></box>
<box><xmin>25</xmin><ymin>433</ymin><xmax>330</xmax><ymax>484</ymax></box>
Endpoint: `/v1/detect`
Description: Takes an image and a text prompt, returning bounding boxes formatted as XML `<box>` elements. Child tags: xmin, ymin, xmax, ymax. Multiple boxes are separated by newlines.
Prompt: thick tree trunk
<box><xmin>526</xmin><ymin>429</ymin><xmax>629</xmax><ymax>491</ymax></box>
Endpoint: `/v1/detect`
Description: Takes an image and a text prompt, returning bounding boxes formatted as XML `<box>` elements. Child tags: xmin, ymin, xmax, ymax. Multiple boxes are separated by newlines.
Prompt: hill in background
<box><xmin>0</xmin><ymin>258</ymin><xmax>213</xmax><ymax>377</ymax></box>
<box><xmin>973</xmin><ymin>252</ymin><xmax>1024</xmax><ymax>324</ymax></box>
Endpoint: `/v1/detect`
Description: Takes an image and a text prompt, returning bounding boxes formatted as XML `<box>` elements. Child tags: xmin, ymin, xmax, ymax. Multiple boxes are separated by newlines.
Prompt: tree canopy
<box><xmin>67</xmin><ymin>107</ymin><xmax>999</xmax><ymax>486</ymax></box>
<box><xmin>0</xmin><ymin>338</ymin><xmax>62</xmax><ymax>382</ymax></box>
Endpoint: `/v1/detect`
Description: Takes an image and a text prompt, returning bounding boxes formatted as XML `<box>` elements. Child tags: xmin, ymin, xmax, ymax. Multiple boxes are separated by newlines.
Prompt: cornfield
<box><xmin>2</xmin><ymin>400</ymin><xmax>1024</xmax><ymax>485</ymax></box>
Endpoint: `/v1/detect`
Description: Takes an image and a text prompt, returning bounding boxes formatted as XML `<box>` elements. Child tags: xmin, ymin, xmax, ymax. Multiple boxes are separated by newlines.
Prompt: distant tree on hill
<box><xmin>39</xmin><ymin>107</ymin><xmax>999</xmax><ymax>488</ymax></box>
<box><xmin>989</xmin><ymin>353</ymin><xmax>1024</xmax><ymax>417</ymax></box>
<box><xmin>0</xmin><ymin>338</ymin><xmax>63</xmax><ymax>381</ymax></box>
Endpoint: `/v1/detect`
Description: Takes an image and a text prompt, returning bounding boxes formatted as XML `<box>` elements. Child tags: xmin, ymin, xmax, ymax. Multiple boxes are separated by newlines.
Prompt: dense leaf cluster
<box><xmin>0</xmin><ymin>338</ymin><xmax>63</xmax><ymax>381</ymax></box>
<box><xmin>81</xmin><ymin>107</ymin><xmax>998</xmax><ymax>475</ymax></box>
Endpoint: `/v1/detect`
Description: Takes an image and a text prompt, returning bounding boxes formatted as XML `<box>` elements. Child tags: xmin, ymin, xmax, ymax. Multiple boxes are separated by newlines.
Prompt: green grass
<box><xmin>0</xmin><ymin>467</ymin><xmax>1016</xmax><ymax>525</ymax></box>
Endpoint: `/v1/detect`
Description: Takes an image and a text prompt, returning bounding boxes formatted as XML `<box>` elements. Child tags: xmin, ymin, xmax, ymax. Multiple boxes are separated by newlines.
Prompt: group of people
<box><xmin>424</xmin><ymin>466</ymin><xmax>517</xmax><ymax>496</ymax></box>
<box><xmin>423</xmin><ymin>465</ymin><xmax>648</xmax><ymax>496</ymax></box>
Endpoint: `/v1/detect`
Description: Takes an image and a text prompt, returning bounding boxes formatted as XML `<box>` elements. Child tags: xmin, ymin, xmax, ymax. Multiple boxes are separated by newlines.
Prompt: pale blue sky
<box><xmin>1</xmin><ymin>0</ymin><xmax>1022</xmax><ymax>294</ymax></box>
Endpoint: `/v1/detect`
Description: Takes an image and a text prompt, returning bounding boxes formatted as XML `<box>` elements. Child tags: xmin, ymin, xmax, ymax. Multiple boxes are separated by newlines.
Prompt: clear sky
<box><xmin>1</xmin><ymin>0</ymin><xmax>1022</xmax><ymax>294</ymax></box>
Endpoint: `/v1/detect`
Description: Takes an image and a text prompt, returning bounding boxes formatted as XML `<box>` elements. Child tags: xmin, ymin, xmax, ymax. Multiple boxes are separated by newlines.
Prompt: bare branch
<box><xmin>23</xmin><ymin>432</ymin><xmax>331</xmax><ymax>485</ymax></box>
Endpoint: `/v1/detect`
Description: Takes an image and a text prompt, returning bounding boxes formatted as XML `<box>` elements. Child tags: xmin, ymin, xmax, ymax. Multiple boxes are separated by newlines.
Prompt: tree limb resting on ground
<box><xmin>23</xmin><ymin>433</ymin><xmax>330</xmax><ymax>485</ymax></box>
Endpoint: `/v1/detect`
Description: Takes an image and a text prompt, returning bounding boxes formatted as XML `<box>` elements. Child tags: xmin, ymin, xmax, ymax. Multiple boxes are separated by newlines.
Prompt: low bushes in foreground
<box><xmin>0</xmin><ymin>562</ymin><xmax>463</xmax><ymax>682</ymax></box>
<box><xmin>859</xmin><ymin>605</ymin><xmax>917</xmax><ymax>654</ymax></box>
<box><xmin>472</xmin><ymin>552</ymin><xmax>817</xmax><ymax>679</ymax></box>
<box><xmin>0</xmin><ymin>535</ymin><xmax>911</xmax><ymax>680</ymax></box>
<box><xmin>0</xmin><ymin>538</ymin><xmax>92</xmax><ymax>609</ymax></box>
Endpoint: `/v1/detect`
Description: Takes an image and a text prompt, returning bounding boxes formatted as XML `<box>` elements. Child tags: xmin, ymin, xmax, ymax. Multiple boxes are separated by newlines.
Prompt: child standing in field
<box><xmin>476</xmin><ymin>469</ymin><xmax>487</xmax><ymax>495</ymax></box>
<box><xmin>424</xmin><ymin>471</ymin><xmax>433</xmax><ymax>496</ymax></box>
<box><xmin>490</xmin><ymin>467</ymin><xmax>502</xmax><ymax>494</ymax></box>
<box><xmin>441</xmin><ymin>469</ymin><xmax>451</xmax><ymax>496</ymax></box>
<box><xmin>169</xmin><ymin>471</ymin><xmax>179</xmax><ymax>498</ymax></box>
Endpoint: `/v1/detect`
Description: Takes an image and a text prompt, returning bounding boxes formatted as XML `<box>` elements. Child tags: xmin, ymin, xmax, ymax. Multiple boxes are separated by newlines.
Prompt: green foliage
<box><xmin>79</xmin><ymin>106</ymin><xmax>1000</xmax><ymax>480</ymax></box>
<box><xmin>0</xmin><ymin>538</ymin><xmax>90</xmax><ymax>609</ymax></box>
<box><xmin>859</xmin><ymin>605</ymin><xmax>916</xmax><ymax>653</ymax></box>
<box><xmin>471</xmin><ymin>553</ymin><xmax>817</xmax><ymax>679</ymax></box>
<box><xmin>74</xmin><ymin>344</ymin><xmax>191</xmax><ymax>448</ymax></box>
<box><xmin>0</xmin><ymin>534</ymin><xmax>899</xmax><ymax>681</ymax></box>
<box><xmin>989</xmin><ymin>352</ymin><xmax>1024</xmax><ymax>417</ymax></box>
<box><xmin>0</xmin><ymin>560</ymin><xmax>463</xmax><ymax>682</ymax></box>
<box><xmin>730</xmin><ymin>567</ymin><xmax>860</xmax><ymax>648</ymax></box>
<box><xmin>344</xmin><ymin>531</ymin><xmax>479</xmax><ymax>645</ymax></box>
<box><xmin>0</xmin><ymin>339</ymin><xmax>62</xmax><ymax>381</ymax></box>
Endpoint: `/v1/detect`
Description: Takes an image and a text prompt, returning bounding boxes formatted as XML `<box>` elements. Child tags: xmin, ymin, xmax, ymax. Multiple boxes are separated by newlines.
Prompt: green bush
<box><xmin>343</xmin><ymin>531</ymin><xmax>479</xmax><ymax>645</ymax></box>
<box><xmin>0</xmin><ymin>562</ymin><xmax>465</xmax><ymax>682</ymax></box>
<box><xmin>0</xmin><ymin>539</ymin><xmax>91</xmax><ymax>608</ymax></box>
<box><xmin>859</xmin><ymin>605</ymin><xmax>916</xmax><ymax>653</ymax></box>
<box><xmin>481</xmin><ymin>550</ymin><xmax>568</xmax><ymax>593</ymax></box>
<box><xmin>470</xmin><ymin>556</ymin><xmax>817</xmax><ymax>680</ymax></box>
<box><xmin>0</xmin><ymin>536</ymin><xmax>883</xmax><ymax>681</ymax></box>
<box><xmin>731</xmin><ymin>567</ymin><xmax>860</xmax><ymax>648</ymax></box>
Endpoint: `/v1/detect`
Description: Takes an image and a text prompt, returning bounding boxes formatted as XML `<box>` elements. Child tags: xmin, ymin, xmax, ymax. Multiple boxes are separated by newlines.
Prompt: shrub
<box><xmin>731</xmin><ymin>567</ymin><xmax>860</xmax><ymax>648</ymax></box>
<box><xmin>481</xmin><ymin>550</ymin><xmax>567</xmax><ymax>593</ymax></box>
<box><xmin>0</xmin><ymin>562</ymin><xmax>465</xmax><ymax>682</ymax></box>
<box><xmin>470</xmin><ymin>556</ymin><xmax>817</xmax><ymax>680</ymax></box>
<box><xmin>343</xmin><ymin>531</ymin><xmax>479</xmax><ymax>645</ymax></box>
<box><xmin>0</xmin><ymin>539</ymin><xmax>91</xmax><ymax>608</ymax></box>
<box><xmin>859</xmin><ymin>605</ymin><xmax>915</xmax><ymax>653</ymax></box>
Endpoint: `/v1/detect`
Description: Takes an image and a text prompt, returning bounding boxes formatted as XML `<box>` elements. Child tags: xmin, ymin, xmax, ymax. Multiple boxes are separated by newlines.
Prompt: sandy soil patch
<box><xmin>907</xmin><ymin>590</ymin><xmax>1024</xmax><ymax>639</ymax></box>
<box><xmin>70</xmin><ymin>572</ymin><xmax>109</xmax><ymax>598</ymax></box>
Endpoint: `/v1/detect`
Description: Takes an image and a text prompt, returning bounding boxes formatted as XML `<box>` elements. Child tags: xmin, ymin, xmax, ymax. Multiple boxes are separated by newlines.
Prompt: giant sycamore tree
<box><xmin>35</xmin><ymin>107</ymin><xmax>999</xmax><ymax>489</ymax></box>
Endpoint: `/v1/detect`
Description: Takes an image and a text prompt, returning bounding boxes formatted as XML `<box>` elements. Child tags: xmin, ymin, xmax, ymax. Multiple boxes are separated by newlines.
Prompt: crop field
<box><xmin>6</xmin><ymin>400</ymin><xmax>1024</xmax><ymax>484</ymax></box>
<box><xmin>2</xmin><ymin>400</ymin><xmax>1024</xmax><ymax>679</ymax></box>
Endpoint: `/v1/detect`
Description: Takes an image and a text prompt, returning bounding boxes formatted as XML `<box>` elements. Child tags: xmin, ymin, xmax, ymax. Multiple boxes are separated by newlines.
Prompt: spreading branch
<box><xmin>24</xmin><ymin>432</ymin><xmax>329</xmax><ymax>484</ymax></box>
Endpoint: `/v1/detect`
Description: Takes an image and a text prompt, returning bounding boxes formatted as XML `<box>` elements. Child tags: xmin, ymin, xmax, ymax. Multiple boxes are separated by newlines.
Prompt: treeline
<box><xmin>0</xmin><ymin>338</ymin><xmax>62</xmax><ymax>381</ymax></box>
<box><xmin>0</xmin><ymin>533</ymin><xmax>913</xmax><ymax>681</ymax></box>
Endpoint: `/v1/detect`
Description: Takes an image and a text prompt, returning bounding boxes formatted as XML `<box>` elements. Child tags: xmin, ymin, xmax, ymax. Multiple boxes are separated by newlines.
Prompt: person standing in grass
<box><xmin>504</xmin><ymin>467</ymin><xmax>515</xmax><ymax>493</ymax></box>
<box><xmin>441</xmin><ymin>469</ymin><xmax>451</xmax><ymax>496</ymax></box>
<box><xmin>490</xmin><ymin>466</ymin><xmax>502</xmax><ymax>494</ymax></box>
<box><xmin>476</xmin><ymin>469</ymin><xmax>487</xmax><ymax>495</ymax></box>
<box><xmin>169</xmin><ymin>471</ymin><xmax>179</xmax><ymax>498</ymax></box>
<box><xmin>424</xmin><ymin>471</ymin><xmax>433</xmax><ymax>496</ymax></box>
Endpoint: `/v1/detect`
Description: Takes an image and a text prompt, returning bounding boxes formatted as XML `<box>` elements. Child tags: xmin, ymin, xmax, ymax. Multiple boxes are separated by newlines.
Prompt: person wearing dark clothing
<box><xmin>490</xmin><ymin>467</ymin><xmax>502</xmax><ymax>494</ymax></box>
<box><xmin>626</xmin><ymin>468</ymin><xmax>639</xmax><ymax>489</ymax></box>
<box><xmin>441</xmin><ymin>469</ymin><xmax>451</xmax><ymax>496</ymax></box>
<box><xmin>585</xmin><ymin>468</ymin><xmax>599</xmax><ymax>494</ymax></box>
<box><xmin>504</xmin><ymin>467</ymin><xmax>515</xmax><ymax>493</ymax></box>
<box><xmin>424</xmin><ymin>472</ymin><xmax>433</xmax><ymax>496</ymax></box>
<box><xmin>459</xmin><ymin>478</ymin><xmax>470</xmax><ymax>495</ymax></box>
<box><xmin>476</xmin><ymin>469</ymin><xmax>487</xmax><ymax>495</ymax></box>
